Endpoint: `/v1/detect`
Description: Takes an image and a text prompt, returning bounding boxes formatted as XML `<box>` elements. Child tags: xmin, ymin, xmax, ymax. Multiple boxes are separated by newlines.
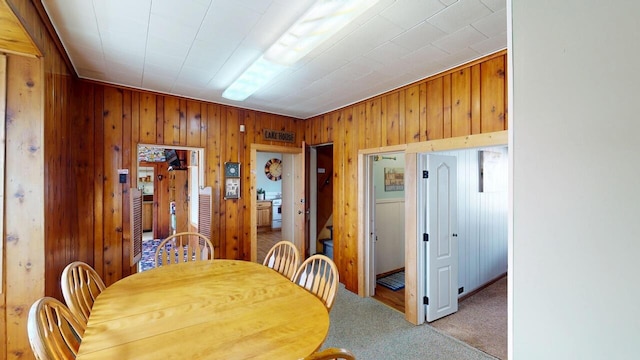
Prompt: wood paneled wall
<box><xmin>72</xmin><ymin>84</ymin><xmax>304</xmax><ymax>287</ymax></box>
<box><xmin>2</xmin><ymin>0</ymin><xmax>74</xmax><ymax>358</ymax></box>
<box><xmin>304</xmin><ymin>51</ymin><xmax>508</xmax><ymax>292</ymax></box>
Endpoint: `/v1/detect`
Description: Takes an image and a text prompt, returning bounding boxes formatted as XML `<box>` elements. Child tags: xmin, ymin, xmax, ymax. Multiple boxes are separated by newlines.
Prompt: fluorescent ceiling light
<box><xmin>264</xmin><ymin>0</ymin><xmax>380</xmax><ymax>66</ymax></box>
<box><xmin>222</xmin><ymin>0</ymin><xmax>379</xmax><ymax>101</ymax></box>
<box><xmin>222</xmin><ymin>56</ymin><xmax>286</xmax><ymax>101</ymax></box>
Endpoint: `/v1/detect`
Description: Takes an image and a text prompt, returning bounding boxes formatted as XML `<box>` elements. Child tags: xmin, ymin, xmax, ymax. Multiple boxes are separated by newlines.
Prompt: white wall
<box><xmin>375</xmin><ymin>199</ymin><xmax>405</xmax><ymax>275</ymax></box>
<box><xmin>256</xmin><ymin>151</ymin><xmax>282</xmax><ymax>195</ymax></box>
<box><xmin>373</xmin><ymin>153</ymin><xmax>406</xmax><ymax>274</ymax></box>
<box><xmin>510</xmin><ymin>1</ymin><xmax>640</xmax><ymax>359</ymax></box>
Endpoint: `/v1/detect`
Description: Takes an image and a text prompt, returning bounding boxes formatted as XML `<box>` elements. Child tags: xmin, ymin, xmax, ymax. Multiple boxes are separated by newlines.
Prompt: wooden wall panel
<box><xmin>139</xmin><ymin>93</ymin><xmax>156</xmax><ymax>144</ymax></box>
<box><xmin>4</xmin><ymin>54</ymin><xmax>46</xmax><ymax>360</ymax></box>
<box><xmin>480</xmin><ymin>56</ymin><xmax>507</xmax><ymax>132</ymax></box>
<box><xmin>206</xmin><ymin>104</ymin><xmax>222</xmax><ymax>248</ymax></box>
<box><xmin>306</xmin><ymin>51</ymin><xmax>507</xmax><ymax>291</ymax></box>
<box><xmin>102</xmin><ymin>87</ymin><xmax>124</xmax><ymax>285</ymax></box>
<box><xmin>92</xmin><ymin>86</ymin><xmax>105</xmax><ymax>277</ymax></box>
<box><xmin>404</xmin><ymin>85</ymin><xmax>420</xmax><ymax>143</ymax></box>
<box><xmin>186</xmin><ymin>100</ymin><xmax>202</xmax><ymax>147</ymax></box>
<box><xmin>121</xmin><ymin>90</ymin><xmax>133</xmax><ymax>277</ymax></box>
<box><xmin>451</xmin><ymin>68</ymin><xmax>472</xmax><ymax>137</ymax></box>
<box><xmin>385</xmin><ymin>92</ymin><xmax>400</xmax><ymax>146</ymax></box>
<box><xmin>471</xmin><ymin>64</ymin><xmax>482</xmax><ymax>134</ymax></box>
<box><xmin>426</xmin><ymin>77</ymin><xmax>444</xmax><ymax>140</ymax></box>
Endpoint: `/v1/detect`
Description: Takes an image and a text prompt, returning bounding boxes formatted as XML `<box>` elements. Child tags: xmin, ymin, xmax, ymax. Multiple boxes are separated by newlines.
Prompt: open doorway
<box><xmin>136</xmin><ymin>145</ymin><xmax>205</xmax><ymax>271</ymax></box>
<box><xmin>367</xmin><ymin>152</ymin><xmax>406</xmax><ymax>312</ymax></box>
<box><xmin>309</xmin><ymin>144</ymin><xmax>334</xmax><ymax>259</ymax></box>
<box><xmin>256</xmin><ymin>151</ymin><xmax>283</xmax><ymax>263</ymax></box>
<box><xmin>365</xmin><ymin>147</ymin><xmax>508</xmax><ymax>315</ymax></box>
<box><xmin>250</xmin><ymin>144</ymin><xmax>306</xmax><ymax>263</ymax></box>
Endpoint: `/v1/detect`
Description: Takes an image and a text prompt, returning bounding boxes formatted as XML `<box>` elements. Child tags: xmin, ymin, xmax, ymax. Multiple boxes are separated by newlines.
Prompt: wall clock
<box><xmin>264</xmin><ymin>158</ymin><xmax>282</xmax><ymax>181</ymax></box>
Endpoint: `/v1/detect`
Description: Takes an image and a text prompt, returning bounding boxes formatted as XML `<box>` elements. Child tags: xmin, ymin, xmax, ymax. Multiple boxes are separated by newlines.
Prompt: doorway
<box><xmin>309</xmin><ymin>144</ymin><xmax>334</xmax><ymax>258</ymax></box>
<box><xmin>250</xmin><ymin>143</ymin><xmax>306</xmax><ymax>263</ymax></box>
<box><xmin>136</xmin><ymin>146</ymin><xmax>205</xmax><ymax>236</ymax></box>
<box><xmin>364</xmin><ymin>152</ymin><xmax>407</xmax><ymax>310</ymax></box>
<box><xmin>359</xmin><ymin>132</ymin><xmax>508</xmax><ymax>326</ymax></box>
<box><xmin>256</xmin><ymin>151</ymin><xmax>283</xmax><ymax>263</ymax></box>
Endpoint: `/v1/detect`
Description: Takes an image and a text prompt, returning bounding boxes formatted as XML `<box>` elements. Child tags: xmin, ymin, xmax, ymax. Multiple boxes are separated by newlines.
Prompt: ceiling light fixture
<box><xmin>222</xmin><ymin>0</ymin><xmax>380</xmax><ymax>102</ymax></box>
<box><xmin>264</xmin><ymin>0</ymin><xmax>380</xmax><ymax>66</ymax></box>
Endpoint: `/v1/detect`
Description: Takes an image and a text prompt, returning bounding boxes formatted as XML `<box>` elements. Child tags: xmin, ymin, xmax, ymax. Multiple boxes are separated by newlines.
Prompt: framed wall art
<box><xmin>224</xmin><ymin>162</ymin><xmax>240</xmax><ymax>199</ymax></box>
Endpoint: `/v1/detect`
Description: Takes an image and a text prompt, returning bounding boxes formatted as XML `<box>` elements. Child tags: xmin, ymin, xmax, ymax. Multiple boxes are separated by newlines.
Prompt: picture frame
<box><xmin>224</xmin><ymin>162</ymin><xmax>241</xmax><ymax>199</ymax></box>
<box><xmin>224</xmin><ymin>178</ymin><xmax>240</xmax><ymax>199</ymax></box>
<box><xmin>384</xmin><ymin>167</ymin><xmax>404</xmax><ymax>191</ymax></box>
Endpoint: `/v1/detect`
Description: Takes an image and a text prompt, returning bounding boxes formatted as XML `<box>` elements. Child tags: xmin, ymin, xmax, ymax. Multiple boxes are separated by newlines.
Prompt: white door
<box><xmin>281</xmin><ymin>143</ymin><xmax>306</xmax><ymax>257</ymax></box>
<box><xmin>422</xmin><ymin>154</ymin><xmax>458</xmax><ymax>322</ymax></box>
<box><xmin>367</xmin><ymin>155</ymin><xmax>376</xmax><ymax>296</ymax></box>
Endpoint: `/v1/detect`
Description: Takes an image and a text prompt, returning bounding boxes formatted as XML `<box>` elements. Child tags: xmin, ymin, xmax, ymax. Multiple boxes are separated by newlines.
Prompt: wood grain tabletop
<box><xmin>76</xmin><ymin>260</ymin><xmax>330</xmax><ymax>359</ymax></box>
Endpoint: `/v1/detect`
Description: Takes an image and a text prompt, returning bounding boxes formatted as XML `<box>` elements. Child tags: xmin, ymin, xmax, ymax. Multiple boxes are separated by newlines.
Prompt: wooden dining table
<box><xmin>76</xmin><ymin>260</ymin><xmax>330</xmax><ymax>359</ymax></box>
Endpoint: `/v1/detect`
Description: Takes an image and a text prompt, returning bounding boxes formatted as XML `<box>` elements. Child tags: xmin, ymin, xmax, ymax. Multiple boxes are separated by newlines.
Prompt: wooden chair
<box><xmin>293</xmin><ymin>254</ymin><xmax>339</xmax><ymax>311</ymax></box>
<box><xmin>304</xmin><ymin>347</ymin><xmax>356</xmax><ymax>360</ymax></box>
<box><xmin>61</xmin><ymin>261</ymin><xmax>106</xmax><ymax>326</ymax></box>
<box><xmin>154</xmin><ymin>231</ymin><xmax>214</xmax><ymax>267</ymax></box>
<box><xmin>27</xmin><ymin>297</ymin><xmax>85</xmax><ymax>360</ymax></box>
<box><xmin>262</xmin><ymin>240</ymin><xmax>301</xmax><ymax>280</ymax></box>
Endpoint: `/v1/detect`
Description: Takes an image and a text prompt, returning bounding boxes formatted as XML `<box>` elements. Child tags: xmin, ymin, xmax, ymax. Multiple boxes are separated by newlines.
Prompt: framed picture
<box><xmin>224</xmin><ymin>178</ymin><xmax>240</xmax><ymax>199</ymax></box>
<box><xmin>224</xmin><ymin>162</ymin><xmax>241</xmax><ymax>199</ymax></box>
<box><xmin>384</xmin><ymin>167</ymin><xmax>404</xmax><ymax>191</ymax></box>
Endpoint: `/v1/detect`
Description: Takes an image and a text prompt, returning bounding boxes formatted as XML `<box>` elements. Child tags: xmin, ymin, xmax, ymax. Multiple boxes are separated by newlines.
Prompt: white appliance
<box><xmin>271</xmin><ymin>198</ymin><xmax>282</xmax><ymax>229</ymax></box>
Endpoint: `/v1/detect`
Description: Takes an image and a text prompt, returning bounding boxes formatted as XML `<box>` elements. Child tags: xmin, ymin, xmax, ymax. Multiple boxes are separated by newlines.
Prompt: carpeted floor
<box><xmin>430</xmin><ymin>276</ymin><xmax>507</xmax><ymax>360</ymax></box>
<box><xmin>322</xmin><ymin>284</ymin><xmax>497</xmax><ymax>360</ymax></box>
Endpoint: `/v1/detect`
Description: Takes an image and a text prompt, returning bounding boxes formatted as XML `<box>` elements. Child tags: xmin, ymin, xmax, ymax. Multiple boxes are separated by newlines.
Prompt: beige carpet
<box><xmin>430</xmin><ymin>276</ymin><xmax>507</xmax><ymax>360</ymax></box>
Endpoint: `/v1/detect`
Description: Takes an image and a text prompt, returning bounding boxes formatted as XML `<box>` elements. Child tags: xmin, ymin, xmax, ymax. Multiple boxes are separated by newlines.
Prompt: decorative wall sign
<box><xmin>264</xmin><ymin>158</ymin><xmax>282</xmax><ymax>181</ymax></box>
<box><xmin>224</xmin><ymin>162</ymin><xmax>240</xmax><ymax>199</ymax></box>
<box><xmin>263</xmin><ymin>129</ymin><xmax>295</xmax><ymax>143</ymax></box>
<box><xmin>384</xmin><ymin>168</ymin><xmax>404</xmax><ymax>191</ymax></box>
<box><xmin>224</xmin><ymin>162</ymin><xmax>240</xmax><ymax>178</ymax></box>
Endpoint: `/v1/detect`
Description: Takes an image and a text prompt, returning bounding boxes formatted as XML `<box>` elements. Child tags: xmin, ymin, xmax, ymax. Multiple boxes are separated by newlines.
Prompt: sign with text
<box><xmin>263</xmin><ymin>129</ymin><xmax>295</xmax><ymax>143</ymax></box>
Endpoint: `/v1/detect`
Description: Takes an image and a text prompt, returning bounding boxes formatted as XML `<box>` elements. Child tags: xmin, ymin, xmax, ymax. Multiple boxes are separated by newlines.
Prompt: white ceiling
<box><xmin>41</xmin><ymin>0</ymin><xmax>506</xmax><ymax>119</ymax></box>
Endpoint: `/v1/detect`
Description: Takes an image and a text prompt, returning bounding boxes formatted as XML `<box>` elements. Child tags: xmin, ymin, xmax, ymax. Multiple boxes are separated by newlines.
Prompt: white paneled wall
<box><xmin>440</xmin><ymin>146</ymin><xmax>508</xmax><ymax>295</ymax></box>
<box><xmin>374</xmin><ymin>199</ymin><xmax>405</xmax><ymax>275</ymax></box>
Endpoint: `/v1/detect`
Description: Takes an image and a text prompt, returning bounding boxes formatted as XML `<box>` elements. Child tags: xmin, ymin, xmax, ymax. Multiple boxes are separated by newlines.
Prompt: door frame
<box><xmin>358</xmin><ymin>131</ymin><xmax>508</xmax><ymax>325</ymax></box>
<box><xmin>250</xmin><ymin>143</ymin><xmax>305</xmax><ymax>262</ymax></box>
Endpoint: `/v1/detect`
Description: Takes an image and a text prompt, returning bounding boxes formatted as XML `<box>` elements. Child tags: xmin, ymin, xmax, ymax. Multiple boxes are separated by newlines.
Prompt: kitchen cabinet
<box><xmin>143</xmin><ymin>202</ymin><xmax>153</xmax><ymax>232</ymax></box>
<box><xmin>257</xmin><ymin>200</ymin><xmax>272</xmax><ymax>232</ymax></box>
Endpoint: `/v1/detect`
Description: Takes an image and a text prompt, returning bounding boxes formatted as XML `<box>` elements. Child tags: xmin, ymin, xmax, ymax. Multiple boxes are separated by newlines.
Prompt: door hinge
<box><xmin>423</xmin><ymin>233</ymin><xmax>429</xmax><ymax>242</ymax></box>
<box><xmin>423</xmin><ymin>296</ymin><xmax>429</xmax><ymax>305</ymax></box>
<box><xmin>422</xmin><ymin>170</ymin><xmax>429</xmax><ymax>179</ymax></box>
<box><xmin>458</xmin><ymin>287</ymin><xmax>464</xmax><ymax>294</ymax></box>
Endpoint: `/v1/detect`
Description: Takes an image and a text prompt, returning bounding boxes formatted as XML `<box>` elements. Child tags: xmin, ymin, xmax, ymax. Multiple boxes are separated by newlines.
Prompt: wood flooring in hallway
<box><xmin>257</xmin><ymin>229</ymin><xmax>282</xmax><ymax>264</ymax></box>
